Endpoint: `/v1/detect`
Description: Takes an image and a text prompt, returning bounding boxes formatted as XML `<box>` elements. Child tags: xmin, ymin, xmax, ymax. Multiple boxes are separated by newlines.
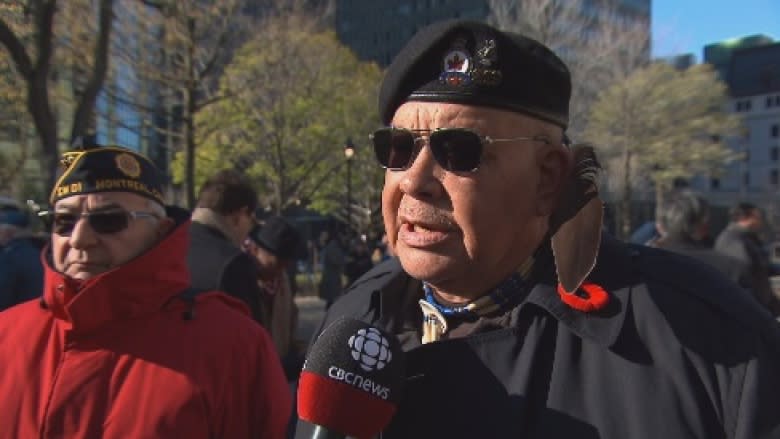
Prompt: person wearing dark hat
<box><xmin>0</xmin><ymin>145</ymin><xmax>291</xmax><ymax>438</ymax></box>
<box><xmin>187</xmin><ymin>169</ymin><xmax>268</xmax><ymax>325</ymax></box>
<box><xmin>298</xmin><ymin>20</ymin><xmax>780</xmax><ymax>439</ymax></box>
<box><xmin>245</xmin><ymin>216</ymin><xmax>303</xmax><ymax>361</ymax></box>
<box><xmin>0</xmin><ymin>204</ymin><xmax>43</xmax><ymax>311</ymax></box>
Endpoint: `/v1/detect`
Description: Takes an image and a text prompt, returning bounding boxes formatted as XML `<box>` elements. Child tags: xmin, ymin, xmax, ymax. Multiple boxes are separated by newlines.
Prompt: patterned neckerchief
<box><xmin>419</xmin><ymin>249</ymin><xmax>546</xmax><ymax>344</ymax></box>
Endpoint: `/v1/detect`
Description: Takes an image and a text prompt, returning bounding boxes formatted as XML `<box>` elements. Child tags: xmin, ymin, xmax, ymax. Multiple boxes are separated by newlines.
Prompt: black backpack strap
<box><xmin>174</xmin><ymin>286</ymin><xmax>211</xmax><ymax>321</ymax></box>
<box><xmin>179</xmin><ymin>286</ymin><xmax>210</xmax><ymax>301</ymax></box>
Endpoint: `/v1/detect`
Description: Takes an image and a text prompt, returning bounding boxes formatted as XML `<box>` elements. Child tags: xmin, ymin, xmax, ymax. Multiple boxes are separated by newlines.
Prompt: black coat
<box><xmin>187</xmin><ymin>221</ymin><xmax>266</xmax><ymax>325</ymax></box>
<box><xmin>298</xmin><ymin>235</ymin><xmax>780</xmax><ymax>439</ymax></box>
<box><xmin>654</xmin><ymin>236</ymin><xmax>749</xmax><ymax>287</ymax></box>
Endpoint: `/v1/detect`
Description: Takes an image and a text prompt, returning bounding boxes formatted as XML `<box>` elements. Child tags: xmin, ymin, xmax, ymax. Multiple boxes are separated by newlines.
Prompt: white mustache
<box><xmin>398</xmin><ymin>203</ymin><xmax>457</xmax><ymax>230</ymax></box>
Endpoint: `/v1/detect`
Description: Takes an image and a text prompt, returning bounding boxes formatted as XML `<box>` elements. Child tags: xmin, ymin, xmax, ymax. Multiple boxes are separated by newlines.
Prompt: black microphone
<box><xmin>296</xmin><ymin>318</ymin><xmax>406</xmax><ymax>439</ymax></box>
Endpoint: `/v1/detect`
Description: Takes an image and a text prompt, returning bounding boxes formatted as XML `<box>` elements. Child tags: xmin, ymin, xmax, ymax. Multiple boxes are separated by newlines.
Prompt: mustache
<box><xmin>398</xmin><ymin>202</ymin><xmax>458</xmax><ymax>229</ymax></box>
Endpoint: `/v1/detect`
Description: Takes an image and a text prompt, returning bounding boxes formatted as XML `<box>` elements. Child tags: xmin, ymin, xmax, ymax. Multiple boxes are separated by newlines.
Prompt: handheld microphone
<box><xmin>296</xmin><ymin>318</ymin><xmax>406</xmax><ymax>439</ymax></box>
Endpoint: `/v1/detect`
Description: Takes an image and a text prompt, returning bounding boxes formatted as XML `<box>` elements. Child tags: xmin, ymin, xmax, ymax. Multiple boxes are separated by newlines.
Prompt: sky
<box><xmin>652</xmin><ymin>0</ymin><xmax>780</xmax><ymax>60</ymax></box>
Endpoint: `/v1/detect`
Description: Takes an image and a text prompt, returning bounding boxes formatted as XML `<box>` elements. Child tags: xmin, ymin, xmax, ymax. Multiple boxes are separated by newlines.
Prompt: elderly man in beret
<box><xmin>301</xmin><ymin>20</ymin><xmax>780</xmax><ymax>438</ymax></box>
<box><xmin>0</xmin><ymin>145</ymin><xmax>291</xmax><ymax>438</ymax></box>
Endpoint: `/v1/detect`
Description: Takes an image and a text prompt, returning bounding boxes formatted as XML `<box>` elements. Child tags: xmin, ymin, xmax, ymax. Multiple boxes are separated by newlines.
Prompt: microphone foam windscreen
<box><xmin>298</xmin><ymin>318</ymin><xmax>406</xmax><ymax>438</ymax></box>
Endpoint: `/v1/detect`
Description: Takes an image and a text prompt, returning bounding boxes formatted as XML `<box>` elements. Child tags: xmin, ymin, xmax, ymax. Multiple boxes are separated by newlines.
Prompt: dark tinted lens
<box><xmin>52</xmin><ymin>213</ymin><xmax>77</xmax><ymax>235</ymax></box>
<box><xmin>88</xmin><ymin>212</ymin><xmax>130</xmax><ymax>234</ymax></box>
<box><xmin>429</xmin><ymin>129</ymin><xmax>483</xmax><ymax>172</ymax></box>
<box><xmin>372</xmin><ymin>128</ymin><xmax>415</xmax><ymax>170</ymax></box>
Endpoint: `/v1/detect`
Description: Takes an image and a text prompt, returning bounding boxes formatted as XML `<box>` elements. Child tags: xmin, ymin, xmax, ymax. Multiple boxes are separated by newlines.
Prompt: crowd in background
<box><xmin>3</xmin><ymin>188</ymin><xmax>780</xmax><ymax>322</ymax></box>
<box><xmin>629</xmin><ymin>192</ymin><xmax>780</xmax><ymax>316</ymax></box>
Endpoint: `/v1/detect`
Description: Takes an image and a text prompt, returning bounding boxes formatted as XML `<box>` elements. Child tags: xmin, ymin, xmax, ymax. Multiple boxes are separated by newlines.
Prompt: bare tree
<box><xmin>488</xmin><ymin>0</ymin><xmax>650</xmax><ymax>136</ymax></box>
<box><xmin>0</xmin><ymin>0</ymin><xmax>114</xmax><ymax>192</ymax></box>
<box><xmin>0</xmin><ymin>5</ymin><xmax>32</xmax><ymax>196</ymax></box>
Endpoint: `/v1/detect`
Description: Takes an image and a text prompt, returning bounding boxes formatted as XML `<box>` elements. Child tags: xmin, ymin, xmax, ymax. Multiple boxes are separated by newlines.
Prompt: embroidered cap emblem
<box><xmin>115</xmin><ymin>153</ymin><xmax>142</xmax><ymax>178</ymax></box>
<box><xmin>438</xmin><ymin>33</ymin><xmax>502</xmax><ymax>87</ymax></box>
<box><xmin>443</xmin><ymin>50</ymin><xmax>470</xmax><ymax>73</ymax></box>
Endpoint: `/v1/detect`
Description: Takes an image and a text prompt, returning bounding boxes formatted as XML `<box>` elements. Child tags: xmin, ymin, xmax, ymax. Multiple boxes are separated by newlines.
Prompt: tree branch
<box><xmin>140</xmin><ymin>0</ymin><xmax>169</xmax><ymax>10</ymax></box>
<box><xmin>70</xmin><ymin>0</ymin><xmax>115</xmax><ymax>142</ymax></box>
<box><xmin>33</xmin><ymin>0</ymin><xmax>56</xmax><ymax>79</ymax></box>
<box><xmin>0</xmin><ymin>18</ymin><xmax>33</xmax><ymax>79</ymax></box>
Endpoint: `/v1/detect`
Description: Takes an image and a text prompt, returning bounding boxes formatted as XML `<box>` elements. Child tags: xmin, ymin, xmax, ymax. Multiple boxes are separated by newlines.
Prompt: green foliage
<box><xmin>172</xmin><ymin>21</ymin><xmax>384</xmax><ymax>219</ymax></box>
<box><xmin>585</xmin><ymin>62</ymin><xmax>742</xmax><ymax>192</ymax></box>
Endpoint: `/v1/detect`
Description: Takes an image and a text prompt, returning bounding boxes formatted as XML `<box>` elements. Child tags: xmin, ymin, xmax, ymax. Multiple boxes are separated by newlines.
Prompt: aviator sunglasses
<box><xmin>41</xmin><ymin>209</ymin><xmax>160</xmax><ymax>236</ymax></box>
<box><xmin>370</xmin><ymin>127</ymin><xmax>551</xmax><ymax>172</ymax></box>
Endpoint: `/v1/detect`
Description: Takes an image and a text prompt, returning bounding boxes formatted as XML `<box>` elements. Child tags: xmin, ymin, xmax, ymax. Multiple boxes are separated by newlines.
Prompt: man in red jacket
<box><xmin>0</xmin><ymin>144</ymin><xmax>291</xmax><ymax>438</ymax></box>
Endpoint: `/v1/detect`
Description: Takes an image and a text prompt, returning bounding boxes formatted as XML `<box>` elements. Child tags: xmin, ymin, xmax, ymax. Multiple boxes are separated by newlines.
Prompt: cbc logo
<box><xmin>348</xmin><ymin>327</ymin><xmax>392</xmax><ymax>372</ymax></box>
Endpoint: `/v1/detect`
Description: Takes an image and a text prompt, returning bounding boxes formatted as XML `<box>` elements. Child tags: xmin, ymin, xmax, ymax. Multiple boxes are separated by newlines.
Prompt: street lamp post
<box><xmin>344</xmin><ymin>138</ymin><xmax>355</xmax><ymax>231</ymax></box>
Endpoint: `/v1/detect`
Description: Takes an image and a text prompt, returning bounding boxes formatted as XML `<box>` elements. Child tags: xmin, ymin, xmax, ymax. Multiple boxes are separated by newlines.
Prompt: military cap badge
<box><xmin>439</xmin><ymin>33</ymin><xmax>502</xmax><ymax>88</ymax></box>
<box><xmin>440</xmin><ymin>37</ymin><xmax>472</xmax><ymax>87</ymax></box>
<box><xmin>115</xmin><ymin>153</ymin><xmax>142</xmax><ymax>178</ymax></box>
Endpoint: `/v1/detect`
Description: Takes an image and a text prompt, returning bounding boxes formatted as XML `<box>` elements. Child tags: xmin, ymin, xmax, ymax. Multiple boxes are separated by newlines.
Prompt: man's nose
<box><xmin>398</xmin><ymin>145</ymin><xmax>445</xmax><ymax>200</ymax></box>
<box><xmin>69</xmin><ymin>216</ymin><xmax>99</xmax><ymax>249</ymax></box>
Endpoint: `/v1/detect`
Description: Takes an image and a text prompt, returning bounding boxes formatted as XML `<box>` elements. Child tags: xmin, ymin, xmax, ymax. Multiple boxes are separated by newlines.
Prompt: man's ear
<box><xmin>536</xmin><ymin>146</ymin><xmax>572</xmax><ymax>217</ymax></box>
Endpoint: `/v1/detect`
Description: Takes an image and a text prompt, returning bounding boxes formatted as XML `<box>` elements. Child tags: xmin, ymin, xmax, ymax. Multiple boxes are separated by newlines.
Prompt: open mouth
<box><xmin>409</xmin><ymin>223</ymin><xmax>440</xmax><ymax>233</ymax></box>
<box><xmin>399</xmin><ymin>221</ymin><xmax>456</xmax><ymax>247</ymax></box>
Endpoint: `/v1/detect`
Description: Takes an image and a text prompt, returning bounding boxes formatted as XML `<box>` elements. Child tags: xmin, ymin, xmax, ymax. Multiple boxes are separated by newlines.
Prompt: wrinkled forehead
<box><xmin>390</xmin><ymin>101</ymin><xmax>560</xmax><ymax>136</ymax></box>
<box><xmin>54</xmin><ymin>192</ymin><xmax>150</xmax><ymax>211</ymax></box>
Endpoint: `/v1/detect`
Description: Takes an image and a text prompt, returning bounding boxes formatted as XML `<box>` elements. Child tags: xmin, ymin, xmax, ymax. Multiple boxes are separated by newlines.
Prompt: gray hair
<box><xmin>658</xmin><ymin>190</ymin><xmax>710</xmax><ymax>239</ymax></box>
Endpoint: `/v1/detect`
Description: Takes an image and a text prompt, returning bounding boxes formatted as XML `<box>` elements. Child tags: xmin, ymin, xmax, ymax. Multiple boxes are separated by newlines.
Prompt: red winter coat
<box><xmin>0</xmin><ymin>219</ymin><xmax>291</xmax><ymax>438</ymax></box>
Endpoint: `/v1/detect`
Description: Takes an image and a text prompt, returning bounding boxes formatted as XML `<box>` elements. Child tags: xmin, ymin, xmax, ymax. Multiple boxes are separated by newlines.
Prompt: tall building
<box><xmin>690</xmin><ymin>38</ymin><xmax>780</xmax><ymax>224</ymax></box>
<box><xmin>703</xmin><ymin>34</ymin><xmax>774</xmax><ymax>80</ymax></box>
<box><xmin>659</xmin><ymin>53</ymin><xmax>696</xmax><ymax>71</ymax></box>
<box><xmin>335</xmin><ymin>0</ymin><xmax>651</xmax><ymax>67</ymax></box>
<box><xmin>96</xmin><ymin>1</ymin><xmax>162</xmax><ymax>155</ymax></box>
<box><xmin>336</xmin><ymin>0</ymin><xmax>488</xmax><ymax>66</ymax></box>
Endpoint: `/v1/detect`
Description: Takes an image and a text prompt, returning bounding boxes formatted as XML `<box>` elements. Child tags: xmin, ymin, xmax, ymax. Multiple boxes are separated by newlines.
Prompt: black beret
<box><xmin>379</xmin><ymin>20</ymin><xmax>571</xmax><ymax>128</ymax></box>
<box><xmin>50</xmin><ymin>145</ymin><xmax>165</xmax><ymax>205</ymax></box>
<box><xmin>249</xmin><ymin>216</ymin><xmax>302</xmax><ymax>260</ymax></box>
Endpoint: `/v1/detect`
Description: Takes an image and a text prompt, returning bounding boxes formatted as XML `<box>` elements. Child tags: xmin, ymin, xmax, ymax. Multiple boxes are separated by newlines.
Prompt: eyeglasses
<box><xmin>41</xmin><ymin>209</ymin><xmax>160</xmax><ymax>236</ymax></box>
<box><xmin>370</xmin><ymin>127</ymin><xmax>551</xmax><ymax>172</ymax></box>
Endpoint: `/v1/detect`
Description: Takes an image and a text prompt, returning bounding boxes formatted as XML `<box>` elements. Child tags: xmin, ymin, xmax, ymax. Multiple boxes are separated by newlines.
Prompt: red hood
<box><xmin>41</xmin><ymin>219</ymin><xmax>193</xmax><ymax>334</ymax></box>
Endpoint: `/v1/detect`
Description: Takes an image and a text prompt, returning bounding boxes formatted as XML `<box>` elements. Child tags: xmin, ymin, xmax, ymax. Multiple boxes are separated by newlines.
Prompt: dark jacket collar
<box><xmin>357</xmin><ymin>233</ymin><xmax>637</xmax><ymax>348</ymax></box>
<box><xmin>190</xmin><ymin>220</ymin><xmax>231</xmax><ymax>243</ymax></box>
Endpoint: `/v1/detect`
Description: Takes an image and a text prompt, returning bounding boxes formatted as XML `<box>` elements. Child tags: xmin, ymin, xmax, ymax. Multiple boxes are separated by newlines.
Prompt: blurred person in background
<box><xmin>317</xmin><ymin>229</ymin><xmax>346</xmax><ymax>308</ymax></box>
<box><xmin>716</xmin><ymin>202</ymin><xmax>780</xmax><ymax>316</ymax></box>
<box><xmin>652</xmin><ymin>190</ymin><xmax>749</xmax><ymax>287</ymax></box>
<box><xmin>245</xmin><ymin>216</ymin><xmax>303</xmax><ymax>374</ymax></box>
<box><xmin>345</xmin><ymin>236</ymin><xmax>374</xmax><ymax>284</ymax></box>
<box><xmin>629</xmin><ymin>219</ymin><xmax>661</xmax><ymax>245</ymax></box>
<box><xmin>0</xmin><ymin>204</ymin><xmax>43</xmax><ymax>311</ymax></box>
<box><xmin>188</xmin><ymin>170</ymin><xmax>267</xmax><ymax>325</ymax></box>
